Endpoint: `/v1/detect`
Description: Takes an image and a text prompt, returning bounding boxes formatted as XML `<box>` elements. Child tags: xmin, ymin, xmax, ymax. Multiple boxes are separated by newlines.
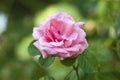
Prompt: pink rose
<box><xmin>33</xmin><ymin>12</ymin><xmax>88</xmax><ymax>60</ymax></box>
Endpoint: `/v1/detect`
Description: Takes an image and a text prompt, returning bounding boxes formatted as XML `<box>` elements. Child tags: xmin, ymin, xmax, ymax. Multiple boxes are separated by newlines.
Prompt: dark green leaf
<box><xmin>39</xmin><ymin>76</ymin><xmax>55</xmax><ymax>80</ymax></box>
<box><xmin>28</xmin><ymin>40</ymin><xmax>41</xmax><ymax>56</ymax></box>
<box><xmin>78</xmin><ymin>55</ymin><xmax>96</xmax><ymax>74</ymax></box>
<box><xmin>61</xmin><ymin>58</ymin><xmax>76</xmax><ymax>66</ymax></box>
<box><xmin>39</xmin><ymin>56</ymin><xmax>55</xmax><ymax>67</ymax></box>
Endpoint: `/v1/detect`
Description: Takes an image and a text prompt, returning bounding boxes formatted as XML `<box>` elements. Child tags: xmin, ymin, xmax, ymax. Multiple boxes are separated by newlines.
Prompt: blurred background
<box><xmin>0</xmin><ymin>0</ymin><xmax>120</xmax><ymax>80</ymax></box>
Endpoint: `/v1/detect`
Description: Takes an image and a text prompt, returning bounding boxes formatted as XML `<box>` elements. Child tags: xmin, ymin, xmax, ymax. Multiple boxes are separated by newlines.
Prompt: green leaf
<box><xmin>64</xmin><ymin>68</ymin><xmax>84</xmax><ymax>80</ymax></box>
<box><xmin>78</xmin><ymin>68</ymin><xmax>84</xmax><ymax>80</ymax></box>
<box><xmin>61</xmin><ymin>58</ymin><xmax>76</xmax><ymax>66</ymax></box>
<box><xmin>28</xmin><ymin>40</ymin><xmax>41</xmax><ymax>56</ymax></box>
<box><xmin>78</xmin><ymin>54</ymin><xmax>96</xmax><ymax>74</ymax></box>
<box><xmin>39</xmin><ymin>56</ymin><xmax>55</xmax><ymax>67</ymax></box>
<box><xmin>69</xmin><ymin>70</ymin><xmax>84</xmax><ymax>80</ymax></box>
<box><xmin>39</xmin><ymin>76</ymin><xmax>55</xmax><ymax>80</ymax></box>
<box><xmin>68</xmin><ymin>71</ymin><xmax>78</xmax><ymax>80</ymax></box>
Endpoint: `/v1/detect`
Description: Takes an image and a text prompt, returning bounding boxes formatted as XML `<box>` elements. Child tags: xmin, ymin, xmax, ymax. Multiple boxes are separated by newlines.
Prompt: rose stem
<box><xmin>72</xmin><ymin>64</ymin><xmax>80</xmax><ymax>80</ymax></box>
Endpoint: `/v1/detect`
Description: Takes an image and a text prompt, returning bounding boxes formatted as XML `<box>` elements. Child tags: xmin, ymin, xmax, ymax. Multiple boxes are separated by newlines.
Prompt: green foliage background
<box><xmin>0</xmin><ymin>0</ymin><xmax>120</xmax><ymax>80</ymax></box>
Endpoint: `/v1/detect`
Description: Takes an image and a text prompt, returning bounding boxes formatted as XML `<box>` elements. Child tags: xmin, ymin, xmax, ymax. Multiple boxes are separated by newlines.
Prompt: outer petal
<box><xmin>52</xmin><ymin>12</ymin><xmax>74</xmax><ymax>21</ymax></box>
<box><xmin>78</xmin><ymin>39</ymin><xmax>88</xmax><ymax>54</ymax></box>
<box><xmin>33</xmin><ymin>41</ymin><xmax>48</xmax><ymax>58</ymax></box>
<box><xmin>74</xmin><ymin>27</ymin><xmax>86</xmax><ymax>44</ymax></box>
<box><xmin>32</xmin><ymin>28</ymin><xmax>41</xmax><ymax>40</ymax></box>
<box><xmin>65</xmin><ymin>44</ymin><xmax>81</xmax><ymax>52</ymax></box>
<box><xmin>75</xmin><ymin>22</ymin><xmax>85</xmax><ymax>28</ymax></box>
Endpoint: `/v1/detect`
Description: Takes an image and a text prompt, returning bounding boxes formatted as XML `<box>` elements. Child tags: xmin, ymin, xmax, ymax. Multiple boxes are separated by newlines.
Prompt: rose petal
<box><xmin>52</xmin><ymin>12</ymin><xmax>74</xmax><ymax>21</ymax></box>
<box><xmin>63</xmin><ymin>39</ymin><xmax>72</xmax><ymax>47</ymax></box>
<box><xmin>32</xmin><ymin>28</ymin><xmax>41</xmax><ymax>40</ymax></box>
<box><xmin>75</xmin><ymin>27</ymin><xmax>86</xmax><ymax>43</ymax></box>
<box><xmin>67</xmin><ymin>32</ymin><xmax>78</xmax><ymax>40</ymax></box>
<box><xmin>75</xmin><ymin>22</ymin><xmax>85</xmax><ymax>28</ymax></box>
<box><xmin>65</xmin><ymin>44</ymin><xmax>81</xmax><ymax>52</ymax></box>
<box><xmin>78</xmin><ymin>39</ymin><xmax>88</xmax><ymax>54</ymax></box>
<box><xmin>49</xmin><ymin>41</ymin><xmax>64</xmax><ymax>47</ymax></box>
